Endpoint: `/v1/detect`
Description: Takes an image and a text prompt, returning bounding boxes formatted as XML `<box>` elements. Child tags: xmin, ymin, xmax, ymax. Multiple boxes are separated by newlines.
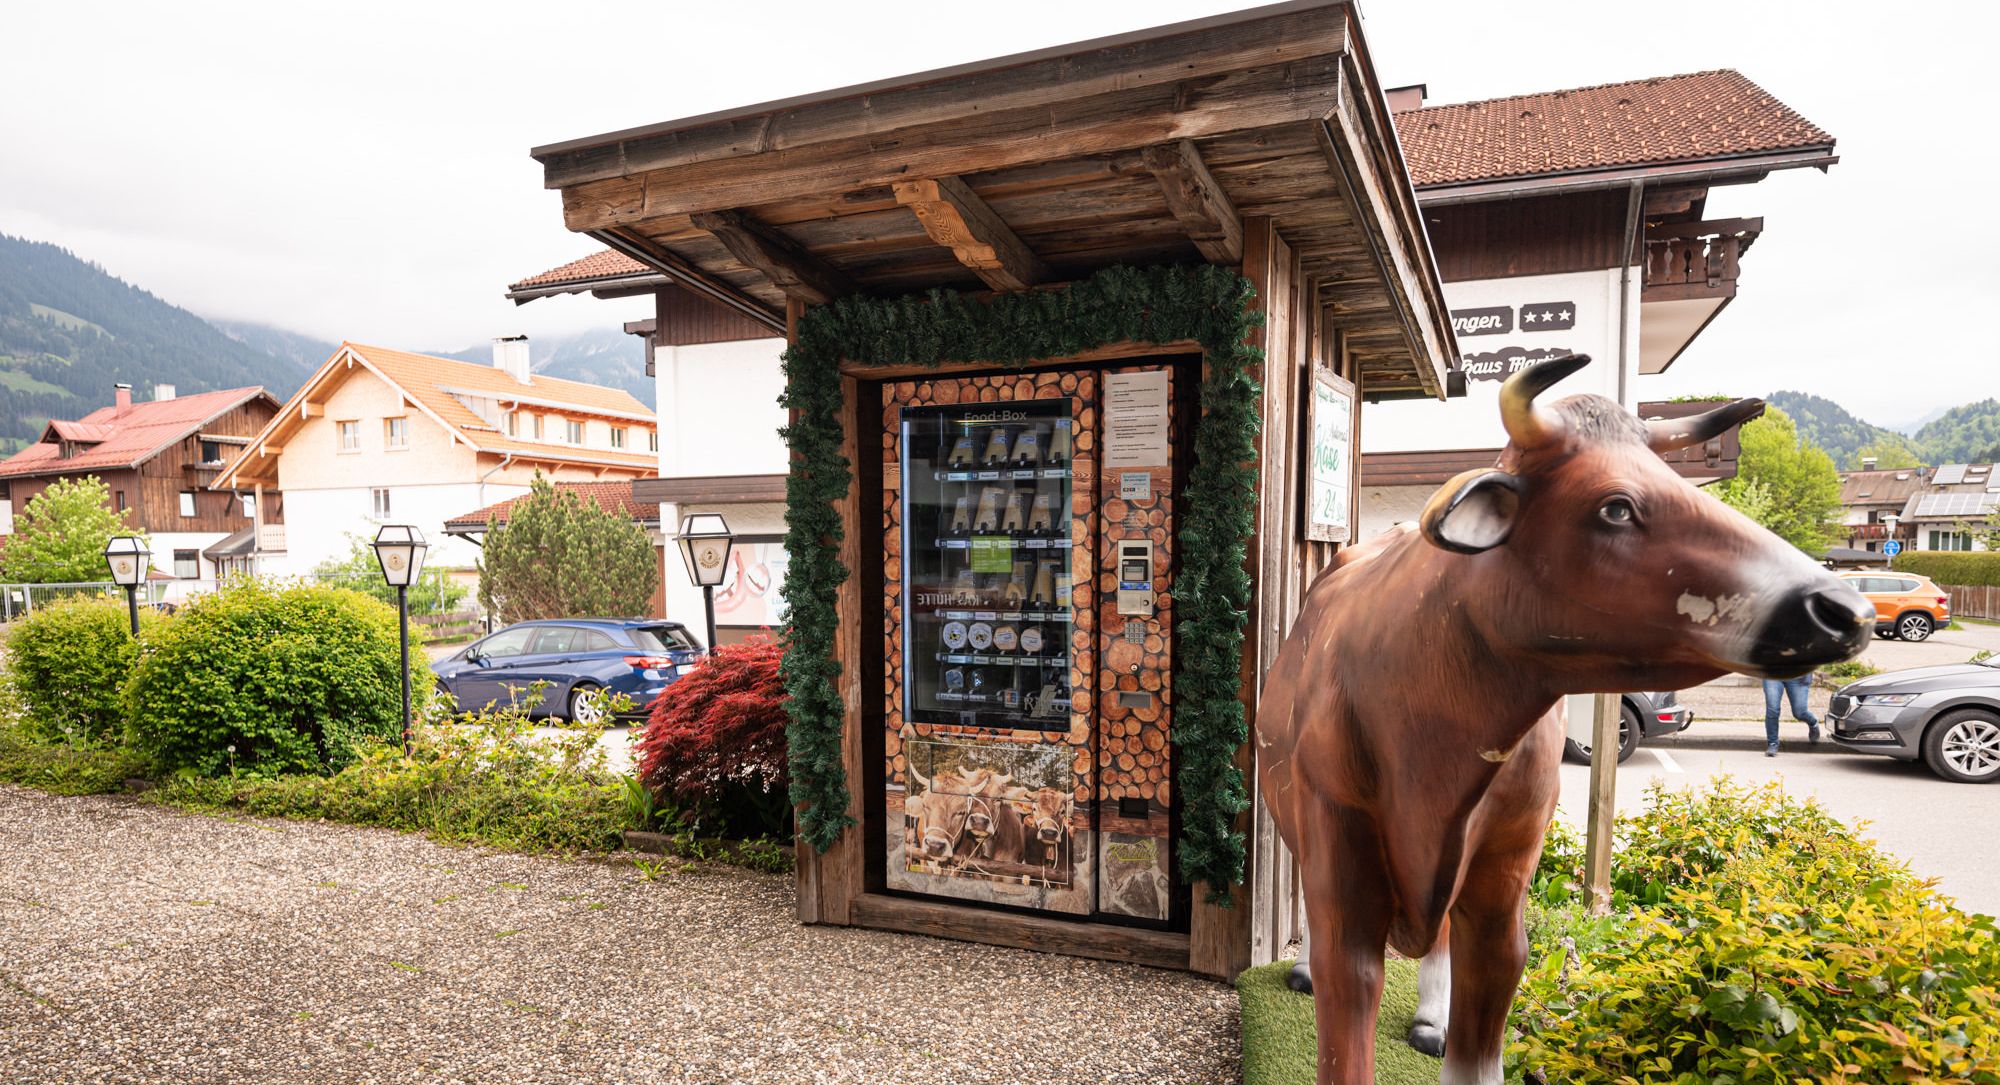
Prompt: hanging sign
<box><xmin>1305</xmin><ymin>368</ymin><xmax>1355</xmax><ymax>543</ymax></box>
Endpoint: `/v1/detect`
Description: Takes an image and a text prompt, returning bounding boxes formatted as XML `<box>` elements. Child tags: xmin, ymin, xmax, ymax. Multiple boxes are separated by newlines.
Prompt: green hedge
<box><xmin>124</xmin><ymin>581</ymin><xmax>431</xmax><ymax>776</ymax></box>
<box><xmin>1893</xmin><ymin>549</ymin><xmax>2000</xmax><ymax>588</ymax></box>
<box><xmin>6</xmin><ymin>597</ymin><xmax>156</xmax><ymax>743</ymax></box>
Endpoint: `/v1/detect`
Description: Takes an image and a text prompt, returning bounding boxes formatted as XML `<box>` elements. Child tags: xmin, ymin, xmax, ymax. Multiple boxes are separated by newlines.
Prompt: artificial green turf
<box><xmin>1237</xmin><ymin>958</ymin><xmax>1441</xmax><ymax>1085</ymax></box>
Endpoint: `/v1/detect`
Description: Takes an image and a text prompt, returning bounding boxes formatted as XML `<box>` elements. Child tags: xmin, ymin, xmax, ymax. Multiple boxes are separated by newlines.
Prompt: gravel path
<box><xmin>0</xmin><ymin>787</ymin><xmax>1236</xmax><ymax>1085</ymax></box>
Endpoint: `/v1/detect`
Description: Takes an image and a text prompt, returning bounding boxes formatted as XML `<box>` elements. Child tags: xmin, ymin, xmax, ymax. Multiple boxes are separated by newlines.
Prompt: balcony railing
<box><xmin>1643</xmin><ymin>217</ymin><xmax>1763</xmax><ymax>303</ymax></box>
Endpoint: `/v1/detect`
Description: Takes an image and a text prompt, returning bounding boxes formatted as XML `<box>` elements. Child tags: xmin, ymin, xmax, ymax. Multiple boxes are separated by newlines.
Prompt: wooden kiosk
<box><xmin>531</xmin><ymin>0</ymin><xmax>1455</xmax><ymax>979</ymax></box>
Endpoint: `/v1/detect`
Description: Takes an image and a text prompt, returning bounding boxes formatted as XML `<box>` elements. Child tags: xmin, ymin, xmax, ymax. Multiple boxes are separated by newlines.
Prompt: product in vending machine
<box><xmin>1001</xmin><ymin>560</ymin><xmax>1030</xmax><ymax>607</ymax></box>
<box><xmin>1054</xmin><ymin>566</ymin><xmax>1072</xmax><ymax>608</ymax></box>
<box><xmin>999</xmin><ymin>488</ymin><xmax>1027</xmax><ymax>533</ymax></box>
<box><xmin>972</xmin><ymin>485</ymin><xmax>1005</xmax><ymax>532</ymax></box>
<box><xmin>943</xmin><ymin>667</ymin><xmax>965</xmax><ymax>693</ymax></box>
<box><xmin>945</xmin><ymin>423</ymin><xmax>978</xmax><ymax>469</ymax></box>
<box><xmin>1011</xmin><ymin>425</ymin><xmax>1043</xmax><ymax>468</ymax></box>
<box><xmin>1030</xmin><ymin>561</ymin><xmax>1055</xmax><ymax>609</ymax></box>
<box><xmin>967</xmin><ymin>621</ymin><xmax>994</xmax><ymax>651</ymax></box>
<box><xmin>1017</xmin><ymin>623</ymin><xmax>1044</xmax><ymax>655</ymax></box>
<box><xmin>1028</xmin><ymin>479</ymin><xmax>1058</xmax><ymax>532</ymax></box>
<box><xmin>1046</xmin><ymin>418</ymin><xmax>1071</xmax><ymax>466</ymax></box>
<box><xmin>948</xmin><ymin>492</ymin><xmax>973</xmax><ymax>534</ymax></box>
<box><xmin>980</xmin><ymin>426</ymin><xmax>1012</xmax><ymax>468</ymax></box>
<box><xmin>968</xmin><ymin>669</ymin><xmax>989</xmax><ymax>697</ymax></box>
<box><xmin>991</xmin><ymin>623</ymin><xmax>1018</xmax><ymax>652</ymax></box>
<box><xmin>941</xmin><ymin>621</ymin><xmax>969</xmax><ymax>651</ymax></box>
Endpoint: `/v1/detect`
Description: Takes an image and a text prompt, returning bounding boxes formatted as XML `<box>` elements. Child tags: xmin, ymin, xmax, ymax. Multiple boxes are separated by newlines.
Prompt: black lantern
<box><xmin>676</xmin><ymin>513</ymin><xmax>734</xmax><ymax>653</ymax></box>
<box><xmin>371</xmin><ymin>524</ymin><xmax>428</xmax><ymax>751</ymax></box>
<box><xmin>103</xmin><ymin>535</ymin><xmax>150</xmax><ymax>637</ymax></box>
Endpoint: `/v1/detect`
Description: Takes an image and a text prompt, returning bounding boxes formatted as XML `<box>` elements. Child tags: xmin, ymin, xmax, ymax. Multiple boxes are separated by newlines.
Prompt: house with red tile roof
<box><xmin>216</xmin><ymin>339</ymin><xmax>659</xmax><ymax>576</ymax></box>
<box><xmin>0</xmin><ymin>383</ymin><xmax>282</xmax><ymax>581</ymax></box>
<box><xmin>1358</xmin><ymin>70</ymin><xmax>1836</xmax><ymax>532</ymax></box>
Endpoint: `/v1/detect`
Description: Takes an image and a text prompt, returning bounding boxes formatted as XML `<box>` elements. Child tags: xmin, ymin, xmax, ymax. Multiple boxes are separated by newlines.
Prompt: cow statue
<box><xmin>1257</xmin><ymin>355</ymin><xmax>1872</xmax><ymax>1085</ymax></box>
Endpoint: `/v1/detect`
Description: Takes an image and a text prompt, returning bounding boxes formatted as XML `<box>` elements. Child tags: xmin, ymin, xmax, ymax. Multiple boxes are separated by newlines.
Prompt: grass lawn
<box><xmin>1238</xmin><ymin>958</ymin><xmax>1441</xmax><ymax>1085</ymax></box>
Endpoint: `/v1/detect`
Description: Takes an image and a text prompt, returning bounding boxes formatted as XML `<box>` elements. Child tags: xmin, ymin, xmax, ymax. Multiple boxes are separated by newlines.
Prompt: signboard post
<box><xmin>1305</xmin><ymin>368</ymin><xmax>1355</xmax><ymax>543</ymax></box>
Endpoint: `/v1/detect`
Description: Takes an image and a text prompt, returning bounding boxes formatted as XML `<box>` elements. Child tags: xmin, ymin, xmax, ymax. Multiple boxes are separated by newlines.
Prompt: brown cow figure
<box><xmin>1257</xmin><ymin>355</ymin><xmax>1872</xmax><ymax>1085</ymax></box>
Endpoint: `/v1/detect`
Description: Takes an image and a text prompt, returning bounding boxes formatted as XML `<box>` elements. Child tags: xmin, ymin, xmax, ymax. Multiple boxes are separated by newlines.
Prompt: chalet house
<box><xmin>1899</xmin><ymin>463</ymin><xmax>1998</xmax><ymax>552</ymax></box>
<box><xmin>506</xmin><ymin>257</ymin><xmax>787</xmax><ymax>641</ymax></box>
<box><xmin>1837</xmin><ymin>463</ymin><xmax>1926</xmax><ymax>554</ymax></box>
<box><xmin>216</xmin><ymin>340</ymin><xmax>659</xmax><ymax>576</ymax></box>
<box><xmin>1358</xmin><ymin>71</ymin><xmax>1837</xmax><ymax>534</ymax></box>
<box><xmin>0</xmin><ymin>383</ymin><xmax>281</xmax><ymax>581</ymax></box>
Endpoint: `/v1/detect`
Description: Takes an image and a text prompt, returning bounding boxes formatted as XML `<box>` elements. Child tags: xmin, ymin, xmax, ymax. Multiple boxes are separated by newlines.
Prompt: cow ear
<box><xmin>1420</xmin><ymin>468</ymin><xmax>1522</xmax><ymax>554</ymax></box>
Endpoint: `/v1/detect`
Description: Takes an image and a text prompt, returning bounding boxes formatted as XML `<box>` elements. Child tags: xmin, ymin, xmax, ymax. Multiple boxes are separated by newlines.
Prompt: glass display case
<box><xmin>900</xmin><ymin>401</ymin><xmax>1075</xmax><ymax>731</ymax></box>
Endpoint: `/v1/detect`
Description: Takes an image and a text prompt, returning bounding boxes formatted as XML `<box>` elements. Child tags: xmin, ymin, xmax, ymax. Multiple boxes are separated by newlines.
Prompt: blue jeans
<box><xmin>1763</xmin><ymin>677</ymin><xmax>1818</xmax><ymax>744</ymax></box>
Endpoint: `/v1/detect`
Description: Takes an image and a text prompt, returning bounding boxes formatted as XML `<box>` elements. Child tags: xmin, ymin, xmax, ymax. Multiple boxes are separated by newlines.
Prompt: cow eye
<box><xmin>1597</xmin><ymin>497</ymin><xmax>1636</xmax><ymax>526</ymax></box>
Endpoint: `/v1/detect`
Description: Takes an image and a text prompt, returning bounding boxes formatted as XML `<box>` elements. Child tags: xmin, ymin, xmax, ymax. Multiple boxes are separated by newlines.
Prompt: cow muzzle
<box><xmin>1741</xmin><ymin>579</ymin><xmax>1873</xmax><ymax>678</ymax></box>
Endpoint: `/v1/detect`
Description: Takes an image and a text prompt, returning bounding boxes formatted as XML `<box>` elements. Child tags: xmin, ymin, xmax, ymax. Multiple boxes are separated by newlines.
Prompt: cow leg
<box><xmin>1299</xmin><ymin>808</ymin><xmax>1392</xmax><ymax>1085</ymax></box>
<box><xmin>1287</xmin><ymin>923</ymin><xmax>1314</xmax><ymax>992</ymax></box>
<box><xmin>1440</xmin><ymin>878</ymin><xmax>1530</xmax><ymax>1085</ymax></box>
<box><xmin>1407</xmin><ymin>922</ymin><xmax>1450</xmax><ymax>1056</ymax></box>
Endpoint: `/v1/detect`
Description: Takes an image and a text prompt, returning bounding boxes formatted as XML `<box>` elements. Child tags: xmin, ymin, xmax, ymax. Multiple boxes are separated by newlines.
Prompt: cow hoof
<box><xmin>1407</xmin><ymin>1022</ymin><xmax>1446</xmax><ymax>1057</ymax></box>
<box><xmin>1285</xmin><ymin>963</ymin><xmax>1313</xmax><ymax>994</ymax></box>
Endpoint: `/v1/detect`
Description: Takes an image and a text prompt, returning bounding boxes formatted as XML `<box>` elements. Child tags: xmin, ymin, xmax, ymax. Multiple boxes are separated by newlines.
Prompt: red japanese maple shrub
<box><xmin>635</xmin><ymin>636</ymin><xmax>790</xmax><ymax>836</ymax></box>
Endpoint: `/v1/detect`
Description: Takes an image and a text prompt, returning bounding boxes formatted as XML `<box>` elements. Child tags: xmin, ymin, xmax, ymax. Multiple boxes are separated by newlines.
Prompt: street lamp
<box><xmin>371</xmin><ymin>524</ymin><xmax>428</xmax><ymax>753</ymax></box>
<box><xmin>103</xmin><ymin>535</ymin><xmax>150</xmax><ymax>637</ymax></box>
<box><xmin>676</xmin><ymin>512</ymin><xmax>734</xmax><ymax>654</ymax></box>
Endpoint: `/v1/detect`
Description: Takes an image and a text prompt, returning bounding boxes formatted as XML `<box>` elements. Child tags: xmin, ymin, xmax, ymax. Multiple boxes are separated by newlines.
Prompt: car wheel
<box><xmin>1923</xmin><ymin>709</ymin><xmax>2000</xmax><ymax>784</ymax></box>
<box><xmin>1562</xmin><ymin>706</ymin><xmax>1638</xmax><ymax>765</ymax></box>
<box><xmin>566</xmin><ymin>683</ymin><xmax>607</xmax><ymax>726</ymax></box>
<box><xmin>1897</xmin><ymin>613</ymin><xmax>1934</xmax><ymax>642</ymax></box>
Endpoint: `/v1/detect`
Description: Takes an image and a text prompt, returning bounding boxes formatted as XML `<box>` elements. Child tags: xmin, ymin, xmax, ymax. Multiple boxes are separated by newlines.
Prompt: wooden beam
<box><xmin>1142</xmin><ymin>140</ymin><xmax>1244</xmax><ymax>264</ymax></box>
<box><xmin>591</xmin><ymin>228</ymin><xmax>783</xmax><ymax>331</ymax></box>
<box><xmin>890</xmin><ymin>177</ymin><xmax>1050</xmax><ymax>291</ymax></box>
<box><xmin>689</xmin><ymin>209</ymin><xmax>855</xmax><ymax>304</ymax></box>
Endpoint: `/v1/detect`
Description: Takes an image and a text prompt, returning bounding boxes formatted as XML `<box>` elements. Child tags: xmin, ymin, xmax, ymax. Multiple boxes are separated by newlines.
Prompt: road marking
<box><xmin>1651</xmin><ymin>748</ymin><xmax>1684</xmax><ymax>774</ymax></box>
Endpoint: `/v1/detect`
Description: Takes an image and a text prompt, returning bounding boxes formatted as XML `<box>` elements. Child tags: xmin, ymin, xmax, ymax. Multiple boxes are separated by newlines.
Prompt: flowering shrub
<box><xmin>634</xmin><ymin>637</ymin><xmax>790</xmax><ymax>838</ymax></box>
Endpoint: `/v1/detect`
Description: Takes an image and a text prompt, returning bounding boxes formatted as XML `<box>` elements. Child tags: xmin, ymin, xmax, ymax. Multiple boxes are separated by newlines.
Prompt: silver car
<box><xmin>1828</xmin><ymin>655</ymin><xmax>2000</xmax><ymax>783</ymax></box>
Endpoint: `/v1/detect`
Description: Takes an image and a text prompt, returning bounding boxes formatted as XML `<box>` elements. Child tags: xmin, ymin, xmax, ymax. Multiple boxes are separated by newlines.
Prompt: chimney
<box><xmin>113</xmin><ymin>383</ymin><xmax>133</xmax><ymax>414</ymax></box>
<box><xmin>154</xmin><ymin>383</ymin><xmax>176</xmax><ymax>402</ymax></box>
<box><xmin>492</xmin><ymin>335</ymin><xmax>532</xmax><ymax>384</ymax></box>
<box><xmin>1385</xmin><ymin>83</ymin><xmax>1428</xmax><ymax>113</ymax></box>
<box><xmin>1861</xmin><ymin>456</ymin><xmax>1878</xmax><ymax>470</ymax></box>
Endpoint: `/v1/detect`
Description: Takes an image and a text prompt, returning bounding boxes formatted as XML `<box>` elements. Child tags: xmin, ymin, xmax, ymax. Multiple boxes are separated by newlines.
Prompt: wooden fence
<box><xmin>1944</xmin><ymin>584</ymin><xmax>2000</xmax><ymax>621</ymax></box>
<box><xmin>415</xmin><ymin>610</ymin><xmax>486</xmax><ymax>643</ymax></box>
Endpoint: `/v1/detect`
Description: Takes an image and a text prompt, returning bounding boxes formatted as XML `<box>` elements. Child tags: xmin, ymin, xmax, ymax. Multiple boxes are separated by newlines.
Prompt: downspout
<box><xmin>478</xmin><ymin>452</ymin><xmax>516</xmax><ymax>509</ymax></box>
<box><xmin>1617</xmin><ymin>179</ymin><xmax>1644</xmax><ymax>408</ymax></box>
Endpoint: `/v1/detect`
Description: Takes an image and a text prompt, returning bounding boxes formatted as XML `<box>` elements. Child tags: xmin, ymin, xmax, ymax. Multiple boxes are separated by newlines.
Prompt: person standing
<box><xmin>1762</xmin><ymin>675</ymin><xmax>1821</xmax><ymax>756</ymax></box>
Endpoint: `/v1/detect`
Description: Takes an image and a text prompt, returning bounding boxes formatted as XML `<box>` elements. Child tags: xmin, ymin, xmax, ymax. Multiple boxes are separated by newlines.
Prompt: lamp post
<box><xmin>676</xmin><ymin>513</ymin><xmax>735</xmax><ymax>654</ymax></box>
<box><xmin>371</xmin><ymin>524</ymin><xmax>428</xmax><ymax>753</ymax></box>
<box><xmin>103</xmin><ymin>536</ymin><xmax>151</xmax><ymax>637</ymax></box>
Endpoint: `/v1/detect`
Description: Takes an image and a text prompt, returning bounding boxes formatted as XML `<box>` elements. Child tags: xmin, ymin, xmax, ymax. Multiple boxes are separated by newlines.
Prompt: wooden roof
<box><xmin>529</xmin><ymin>0</ymin><xmax>1454</xmax><ymax>397</ymax></box>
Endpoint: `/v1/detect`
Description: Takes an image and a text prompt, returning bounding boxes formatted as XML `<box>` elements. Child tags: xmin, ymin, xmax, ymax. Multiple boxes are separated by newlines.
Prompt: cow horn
<box><xmin>908</xmin><ymin>765</ymin><xmax>930</xmax><ymax>791</ymax></box>
<box><xmin>1646</xmin><ymin>398</ymin><xmax>1766</xmax><ymax>453</ymax></box>
<box><xmin>1499</xmin><ymin>353</ymin><xmax>1592</xmax><ymax>449</ymax></box>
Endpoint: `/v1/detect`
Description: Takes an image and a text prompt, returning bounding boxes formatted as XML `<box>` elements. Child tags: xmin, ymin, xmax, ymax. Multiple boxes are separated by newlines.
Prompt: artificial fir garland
<box><xmin>778</xmin><ymin>263</ymin><xmax>1263</xmax><ymax>903</ymax></box>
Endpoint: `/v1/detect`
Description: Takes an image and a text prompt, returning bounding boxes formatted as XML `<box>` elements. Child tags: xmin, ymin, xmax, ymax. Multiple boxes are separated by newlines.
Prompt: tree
<box><xmin>477</xmin><ymin>475</ymin><xmax>659</xmax><ymax>624</ymax></box>
<box><xmin>311</xmin><ymin>534</ymin><xmax>468</xmax><ymax>614</ymax></box>
<box><xmin>0</xmin><ymin>476</ymin><xmax>146</xmax><ymax>583</ymax></box>
<box><xmin>1849</xmin><ymin>439</ymin><xmax>1922</xmax><ymax>471</ymax></box>
<box><xmin>1714</xmin><ymin>407</ymin><xmax>1844</xmax><ymax>554</ymax></box>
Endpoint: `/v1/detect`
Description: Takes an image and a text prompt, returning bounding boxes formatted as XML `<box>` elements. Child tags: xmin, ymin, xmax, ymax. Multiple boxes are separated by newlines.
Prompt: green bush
<box><xmin>124</xmin><ymin>580</ymin><xmax>431</xmax><ymax>776</ymax></box>
<box><xmin>6</xmin><ymin>596</ymin><xmax>156</xmax><ymax>743</ymax></box>
<box><xmin>1894</xmin><ymin>549</ymin><xmax>2000</xmax><ymax>588</ymax></box>
<box><xmin>1511</xmin><ymin>781</ymin><xmax>1999</xmax><ymax>1083</ymax></box>
<box><xmin>0</xmin><ymin>722</ymin><xmax>151</xmax><ymax>794</ymax></box>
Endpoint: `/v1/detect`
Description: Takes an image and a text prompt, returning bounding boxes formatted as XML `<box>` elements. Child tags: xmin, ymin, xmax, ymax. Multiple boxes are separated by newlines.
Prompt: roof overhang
<box><xmin>1413</xmin><ymin>146</ymin><xmax>1839</xmax><ymax>207</ymax></box>
<box><xmin>505</xmin><ymin>269</ymin><xmax>671</xmax><ymax>305</ymax></box>
<box><xmin>529</xmin><ymin>0</ymin><xmax>1456</xmax><ymax>398</ymax></box>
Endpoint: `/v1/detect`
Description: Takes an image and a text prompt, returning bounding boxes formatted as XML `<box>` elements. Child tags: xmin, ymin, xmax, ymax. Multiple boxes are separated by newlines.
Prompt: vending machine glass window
<box><xmin>901</xmin><ymin>401</ymin><xmax>1074</xmax><ymax>730</ymax></box>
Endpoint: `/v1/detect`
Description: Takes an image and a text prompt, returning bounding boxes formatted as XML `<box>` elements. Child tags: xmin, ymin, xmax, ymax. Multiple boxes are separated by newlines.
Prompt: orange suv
<box><xmin>1838</xmin><ymin>571</ymin><xmax>1951</xmax><ymax>642</ymax></box>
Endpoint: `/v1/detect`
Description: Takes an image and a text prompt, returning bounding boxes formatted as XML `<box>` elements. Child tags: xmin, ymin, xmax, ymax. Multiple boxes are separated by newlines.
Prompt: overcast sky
<box><xmin>2</xmin><ymin>1</ymin><xmax>1990</xmax><ymax>425</ymax></box>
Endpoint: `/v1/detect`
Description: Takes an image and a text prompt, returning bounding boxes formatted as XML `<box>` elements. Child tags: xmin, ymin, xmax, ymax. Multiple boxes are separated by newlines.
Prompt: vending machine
<box><xmin>876</xmin><ymin>361</ymin><xmax>1185</xmax><ymax>925</ymax></box>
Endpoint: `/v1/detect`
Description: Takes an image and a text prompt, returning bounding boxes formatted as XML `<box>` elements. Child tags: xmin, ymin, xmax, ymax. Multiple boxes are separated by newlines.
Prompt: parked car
<box><xmin>1828</xmin><ymin>655</ymin><xmax>2000</xmax><ymax>783</ymax></box>
<box><xmin>432</xmin><ymin>619</ymin><xmax>705</xmax><ymax>723</ymax></box>
<box><xmin>1837</xmin><ymin>570</ymin><xmax>1951</xmax><ymax>643</ymax></box>
<box><xmin>1561</xmin><ymin>691</ymin><xmax>1691</xmax><ymax>764</ymax></box>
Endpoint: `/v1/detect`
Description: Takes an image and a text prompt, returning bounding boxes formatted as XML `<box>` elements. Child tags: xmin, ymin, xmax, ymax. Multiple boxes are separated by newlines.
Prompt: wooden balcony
<box><xmin>1642</xmin><ymin>217</ymin><xmax>1762</xmax><ymax>303</ymax></box>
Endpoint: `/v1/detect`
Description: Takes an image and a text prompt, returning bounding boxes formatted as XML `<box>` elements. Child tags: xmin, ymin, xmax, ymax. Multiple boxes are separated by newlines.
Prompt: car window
<box><xmin>633</xmin><ymin>625</ymin><xmax>700</xmax><ymax>652</ymax></box>
<box><xmin>578</xmin><ymin>630</ymin><xmax>619</xmax><ymax>652</ymax></box>
<box><xmin>529</xmin><ymin>627</ymin><xmax>581</xmax><ymax>654</ymax></box>
<box><xmin>1889</xmin><ymin>578</ymin><xmax>1921</xmax><ymax>593</ymax></box>
<box><xmin>1849</xmin><ymin>577</ymin><xmax>1888</xmax><ymax>593</ymax></box>
<box><xmin>477</xmin><ymin>627</ymin><xmax>535</xmax><ymax>659</ymax></box>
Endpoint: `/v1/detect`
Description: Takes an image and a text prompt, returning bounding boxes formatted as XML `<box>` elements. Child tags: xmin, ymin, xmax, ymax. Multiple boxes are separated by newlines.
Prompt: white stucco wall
<box><xmin>1357</xmin><ymin>484</ymin><xmax>1436</xmax><ymax>541</ymax></box>
<box><xmin>661</xmin><ymin>500</ymin><xmax>788</xmax><ymax>643</ymax></box>
<box><xmin>151</xmin><ymin>531</ymin><xmax>230</xmax><ymax>581</ymax></box>
<box><xmin>655</xmin><ymin>338</ymin><xmax>789</xmax><ymax>477</ymax></box>
<box><xmin>262</xmin><ymin>483</ymin><xmax>528</xmax><ymax>576</ymax></box>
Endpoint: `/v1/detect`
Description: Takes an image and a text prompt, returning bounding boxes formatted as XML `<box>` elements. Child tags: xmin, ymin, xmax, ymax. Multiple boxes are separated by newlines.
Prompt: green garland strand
<box><xmin>779</xmin><ymin>263</ymin><xmax>1263</xmax><ymax>903</ymax></box>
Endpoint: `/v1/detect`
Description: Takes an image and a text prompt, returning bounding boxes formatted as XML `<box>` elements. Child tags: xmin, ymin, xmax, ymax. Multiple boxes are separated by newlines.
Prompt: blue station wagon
<box><xmin>432</xmin><ymin>619</ymin><xmax>705</xmax><ymax>723</ymax></box>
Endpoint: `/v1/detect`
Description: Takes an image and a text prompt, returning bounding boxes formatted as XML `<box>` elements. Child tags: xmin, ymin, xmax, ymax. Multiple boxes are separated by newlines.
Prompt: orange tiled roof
<box><xmin>0</xmin><ymin>387</ymin><xmax>273</xmax><ymax>480</ymax></box>
<box><xmin>508</xmin><ymin>250</ymin><xmax>654</xmax><ymax>292</ymax></box>
<box><xmin>1396</xmin><ymin>70</ymin><xmax>1833</xmax><ymax>188</ymax></box>
<box><xmin>443</xmin><ymin>480</ymin><xmax>660</xmax><ymax>530</ymax></box>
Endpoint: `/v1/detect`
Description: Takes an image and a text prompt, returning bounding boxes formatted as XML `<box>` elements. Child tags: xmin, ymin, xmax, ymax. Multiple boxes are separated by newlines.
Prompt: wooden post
<box><xmin>1583</xmin><ymin>692</ymin><xmax>1620</xmax><ymax>912</ymax></box>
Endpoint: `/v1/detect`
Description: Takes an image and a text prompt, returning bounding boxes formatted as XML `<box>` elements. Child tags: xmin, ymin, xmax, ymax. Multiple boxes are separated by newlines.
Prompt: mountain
<box><xmin>1888</xmin><ymin>405</ymin><xmax>1951</xmax><ymax>437</ymax></box>
<box><xmin>0</xmin><ymin>234</ymin><xmax>309</xmax><ymax>454</ymax></box>
<box><xmin>1763</xmin><ymin>391</ymin><xmax>1914</xmax><ymax>467</ymax></box>
<box><xmin>210</xmin><ymin>319</ymin><xmax>340</xmax><ymax>373</ymax></box>
<box><xmin>435</xmin><ymin>327</ymin><xmax>652</xmax><ymax>407</ymax></box>
<box><xmin>1913</xmin><ymin>399</ymin><xmax>2000</xmax><ymax>464</ymax></box>
<box><xmin>1767</xmin><ymin>389</ymin><xmax>2000</xmax><ymax>467</ymax></box>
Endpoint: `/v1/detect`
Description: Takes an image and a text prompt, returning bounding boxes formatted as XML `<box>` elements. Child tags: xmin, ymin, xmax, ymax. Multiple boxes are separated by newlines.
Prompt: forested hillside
<box><xmin>1768</xmin><ymin>389</ymin><xmax>2000</xmax><ymax>467</ymax></box>
<box><xmin>0</xmin><ymin>235</ymin><xmax>307</xmax><ymax>454</ymax></box>
<box><xmin>1912</xmin><ymin>399</ymin><xmax>2000</xmax><ymax>464</ymax></box>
